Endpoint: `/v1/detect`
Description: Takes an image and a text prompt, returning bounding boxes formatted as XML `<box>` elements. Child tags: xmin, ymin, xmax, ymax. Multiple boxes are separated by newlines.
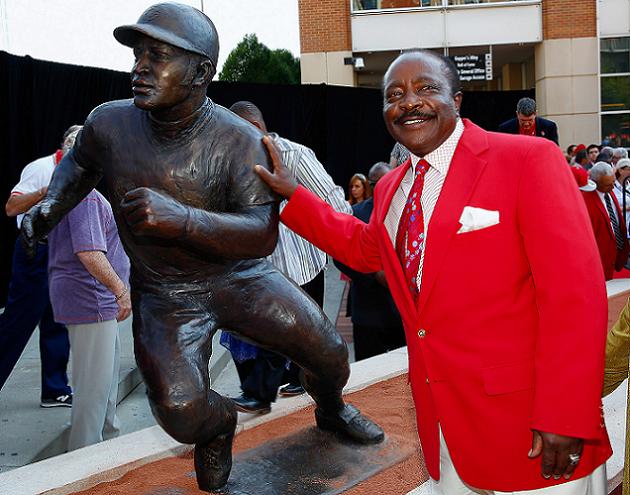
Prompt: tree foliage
<box><xmin>219</xmin><ymin>34</ymin><xmax>300</xmax><ymax>84</ymax></box>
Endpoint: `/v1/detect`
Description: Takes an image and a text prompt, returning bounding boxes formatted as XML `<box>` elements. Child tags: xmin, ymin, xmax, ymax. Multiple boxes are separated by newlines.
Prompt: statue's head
<box><xmin>114</xmin><ymin>2</ymin><xmax>219</xmax><ymax>112</ymax></box>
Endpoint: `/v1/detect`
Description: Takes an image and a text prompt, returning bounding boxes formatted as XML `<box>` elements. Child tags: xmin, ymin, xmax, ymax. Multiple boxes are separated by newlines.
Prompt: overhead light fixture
<box><xmin>344</xmin><ymin>57</ymin><xmax>365</xmax><ymax>70</ymax></box>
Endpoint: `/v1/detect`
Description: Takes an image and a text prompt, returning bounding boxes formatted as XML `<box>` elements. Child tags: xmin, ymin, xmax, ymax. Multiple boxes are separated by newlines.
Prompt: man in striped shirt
<box><xmin>224</xmin><ymin>101</ymin><xmax>352</xmax><ymax>414</ymax></box>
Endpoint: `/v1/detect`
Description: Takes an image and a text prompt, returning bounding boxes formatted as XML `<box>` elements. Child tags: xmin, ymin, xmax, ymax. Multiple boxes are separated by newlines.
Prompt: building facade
<box><xmin>298</xmin><ymin>0</ymin><xmax>630</xmax><ymax>150</ymax></box>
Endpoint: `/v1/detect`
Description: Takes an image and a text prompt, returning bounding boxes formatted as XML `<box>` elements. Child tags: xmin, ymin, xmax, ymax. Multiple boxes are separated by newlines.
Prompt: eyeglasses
<box><xmin>353</xmin><ymin>173</ymin><xmax>367</xmax><ymax>181</ymax></box>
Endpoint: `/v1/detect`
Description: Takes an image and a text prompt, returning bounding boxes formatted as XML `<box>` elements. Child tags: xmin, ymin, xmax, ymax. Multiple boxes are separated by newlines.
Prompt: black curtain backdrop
<box><xmin>0</xmin><ymin>50</ymin><xmax>533</xmax><ymax>304</ymax></box>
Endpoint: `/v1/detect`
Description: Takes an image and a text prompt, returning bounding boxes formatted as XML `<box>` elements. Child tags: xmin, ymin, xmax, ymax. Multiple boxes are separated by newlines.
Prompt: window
<box><xmin>601</xmin><ymin>38</ymin><xmax>630</xmax><ymax>148</ymax></box>
<box><xmin>351</xmin><ymin>0</ymin><xmax>530</xmax><ymax>11</ymax></box>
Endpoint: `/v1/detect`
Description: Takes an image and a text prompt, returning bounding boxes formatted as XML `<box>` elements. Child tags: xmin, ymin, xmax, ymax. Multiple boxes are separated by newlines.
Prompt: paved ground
<box><xmin>0</xmin><ymin>261</ymin><xmax>350</xmax><ymax>473</ymax></box>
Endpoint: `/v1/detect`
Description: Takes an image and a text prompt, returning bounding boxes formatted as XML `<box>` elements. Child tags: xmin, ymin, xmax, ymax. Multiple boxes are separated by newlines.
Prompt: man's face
<box><xmin>612</xmin><ymin>153</ymin><xmax>622</xmax><ymax>165</ymax></box>
<box><xmin>588</xmin><ymin>147</ymin><xmax>599</xmax><ymax>163</ymax></box>
<box><xmin>131</xmin><ymin>35</ymin><xmax>194</xmax><ymax>112</ymax></box>
<box><xmin>516</xmin><ymin>112</ymin><xmax>536</xmax><ymax>130</ymax></box>
<box><xmin>596</xmin><ymin>173</ymin><xmax>615</xmax><ymax>193</ymax></box>
<box><xmin>383</xmin><ymin>54</ymin><xmax>462</xmax><ymax>157</ymax></box>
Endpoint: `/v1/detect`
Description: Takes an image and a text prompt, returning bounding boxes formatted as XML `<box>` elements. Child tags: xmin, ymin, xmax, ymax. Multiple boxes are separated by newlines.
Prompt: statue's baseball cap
<box><xmin>114</xmin><ymin>2</ymin><xmax>219</xmax><ymax>69</ymax></box>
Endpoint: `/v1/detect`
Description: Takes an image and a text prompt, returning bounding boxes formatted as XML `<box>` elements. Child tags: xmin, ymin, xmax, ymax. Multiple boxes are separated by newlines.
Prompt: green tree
<box><xmin>219</xmin><ymin>34</ymin><xmax>300</xmax><ymax>84</ymax></box>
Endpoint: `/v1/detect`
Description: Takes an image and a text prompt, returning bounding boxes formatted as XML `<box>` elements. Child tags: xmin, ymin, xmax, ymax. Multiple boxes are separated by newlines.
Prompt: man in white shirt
<box><xmin>0</xmin><ymin>126</ymin><xmax>80</xmax><ymax>406</ymax></box>
<box><xmin>224</xmin><ymin>101</ymin><xmax>352</xmax><ymax>413</ymax></box>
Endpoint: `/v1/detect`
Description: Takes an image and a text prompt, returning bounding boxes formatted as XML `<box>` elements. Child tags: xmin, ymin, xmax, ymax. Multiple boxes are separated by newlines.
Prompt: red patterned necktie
<box><xmin>395</xmin><ymin>159</ymin><xmax>430</xmax><ymax>299</ymax></box>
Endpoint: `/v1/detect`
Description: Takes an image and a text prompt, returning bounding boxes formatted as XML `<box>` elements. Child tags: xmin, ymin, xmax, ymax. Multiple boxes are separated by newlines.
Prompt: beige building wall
<box><xmin>300</xmin><ymin>51</ymin><xmax>357</xmax><ymax>86</ymax></box>
<box><xmin>535</xmin><ymin>37</ymin><xmax>600</xmax><ymax>150</ymax></box>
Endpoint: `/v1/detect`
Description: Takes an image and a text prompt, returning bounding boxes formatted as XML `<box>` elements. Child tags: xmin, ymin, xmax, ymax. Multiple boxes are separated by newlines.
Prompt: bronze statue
<box><xmin>21</xmin><ymin>3</ymin><xmax>383</xmax><ymax>491</ymax></box>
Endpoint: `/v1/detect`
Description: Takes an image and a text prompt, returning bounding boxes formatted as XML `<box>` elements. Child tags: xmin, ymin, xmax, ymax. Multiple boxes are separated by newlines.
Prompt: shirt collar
<box><xmin>409</xmin><ymin>118</ymin><xmax>464</xmax><ymax>176</ymax></box>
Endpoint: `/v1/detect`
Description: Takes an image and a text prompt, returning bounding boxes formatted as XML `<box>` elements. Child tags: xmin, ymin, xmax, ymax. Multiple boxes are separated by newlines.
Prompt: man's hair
<box><xmin>61</xmin><ymin>124</ymin><xmax>82</xmax><ymax>146</ymax></box>
<box><xmin>589</xmin><ymin>162</ymin><xmax>614</xmax><ymax>181</ymax></box>
<box><xmin>368</xmin><ymin>161</ymin><xmax>391</xmax><ymax>182</ymax></box>
<box><xmin>587</xmin><ymin>144</ymin><xmax>600</xmax><ymax>153</ymax></box>
<box><xmin>614</xmin><ymin>147</ymin><xmax>629</xmax><ymax>159</ymax></box>
<box><xmin>596</xmin><ymin>149</ymin><xmax>613</xmax><ymax>164</ymax></box>
<box><xmin>566</xmin><ymin>144</ymin><xmax>576</xmax><ymax>155</ymax></box>
<box><xmin>516</xmin><ymin>98</ymin><xmax>536</xmax><ymax>116</ymax></box>
<box><xmin>387</xmin><ymin>49</ymin><xmax>462</xmax><ymax>96</ymax></box>
<box><xmin>230</xmin><ymin>101</ymin><xmax>266</xmax><ymax>128</ymax></box>
<box><xmin>575</xmin><ymin>149</ymin><xmax>588</xmax><ymax>164</ymax></box>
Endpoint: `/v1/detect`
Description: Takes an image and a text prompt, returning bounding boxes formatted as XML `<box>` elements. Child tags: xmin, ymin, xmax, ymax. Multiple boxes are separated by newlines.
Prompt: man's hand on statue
<box><xmin>528</xmin><ymin>430</ymin><xmax>583</xmax><ymax>480</ymax></box>
<box><xmin>255</xmin><ymin>135</ymin><xmax>298</xmax><ymax>198</ymax></box>
<box><xmin>121</xmin><ymin>187</ymin><xmax>188</xmax><ymax>239</ymax></box>
<box><xmin>20</xmin><ymin>202</ymin><xmax>51</xmax><ymax>258</ymax></box>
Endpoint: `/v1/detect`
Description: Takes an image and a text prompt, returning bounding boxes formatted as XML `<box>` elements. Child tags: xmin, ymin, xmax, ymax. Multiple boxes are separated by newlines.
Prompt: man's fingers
<box><xmin>262</xmin><ymin>135</ymin><xmax>283</xmax><ymax>172</ymax></box>
<box><xmin>540</xmin><ymin>445</ymin><xmax>557</xmax><ymax>479</ymax></box>
<box><xmin>528</xmin><ymin>430</ymin><xmax>543</xmax><ymax>458</ymax></box>
<box><xmin>553</xmin><ymin>452</ymin><xmax>569</xmax><ymax>480</ymax></box>
<box><xmin>254</xmin><ymin>164</ymin><xmax>274</xmax><ymax>183</ymax></box>
<box><xmin>563</xmin><ymin>444</ymin><xmax>583</xmax><ymax>480</ymax></box>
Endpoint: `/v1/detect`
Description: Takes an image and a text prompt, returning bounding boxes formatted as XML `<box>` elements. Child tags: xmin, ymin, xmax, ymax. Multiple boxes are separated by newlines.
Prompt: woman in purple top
<box><xmin>48</xmin><ymin>188</ymin><xmax>130</xmax><ymax>450</ymax></box>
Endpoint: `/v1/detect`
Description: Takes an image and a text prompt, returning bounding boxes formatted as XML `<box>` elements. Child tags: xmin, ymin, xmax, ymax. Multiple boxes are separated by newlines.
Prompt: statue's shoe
<box><xmin>194</xmin><ymin>431</ymin><xmax>234</xmax><ymax>491</ymax></box>
<box><xmin>315</xmin><ymin>404</ymin><xmax>385</xmax><ymax>444</ymax></box>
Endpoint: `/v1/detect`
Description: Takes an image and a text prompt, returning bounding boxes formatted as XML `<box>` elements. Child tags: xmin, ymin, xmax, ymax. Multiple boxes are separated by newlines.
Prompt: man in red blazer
<box><xmin>582</xmin><ymin>162</ymin><xmax>630</xmax><ymax>280</ymax></box>
<box><xmin>256</xmin><ymin>50</ymin><xmax>611</xmax><ymax>493</ymax></box>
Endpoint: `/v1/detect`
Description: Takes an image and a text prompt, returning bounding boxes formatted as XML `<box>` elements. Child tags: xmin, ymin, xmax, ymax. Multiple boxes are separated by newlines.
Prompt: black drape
<box><xmin>0</xmin><ymin>50</ymin><xmax>533</xmax><ymax>304</ymax></box>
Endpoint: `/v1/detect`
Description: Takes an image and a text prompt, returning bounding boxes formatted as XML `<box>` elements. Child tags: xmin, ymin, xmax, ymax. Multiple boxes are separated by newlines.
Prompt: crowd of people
<box><xmin>2</xmin><ymin>2</ymin><xmax>630</xmax><ymax>493</ymax></box>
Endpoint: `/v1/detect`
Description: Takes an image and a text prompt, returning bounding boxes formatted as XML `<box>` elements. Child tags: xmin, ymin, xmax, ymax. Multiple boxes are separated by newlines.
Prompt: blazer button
<box><xmin>426</xmin><ymin>377</ymin><xmax>430</xmax><ymax>384</ymax></box>
<box><xmin>418</xmin><ymin>329</ymin><xmax>426</xmax><ymax>338</ymax></box>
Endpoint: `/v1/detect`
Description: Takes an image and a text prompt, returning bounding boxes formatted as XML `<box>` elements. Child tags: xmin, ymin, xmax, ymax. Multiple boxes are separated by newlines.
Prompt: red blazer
<box><xmin>281</xmin><ymin>120</ymin><xmax>611</xmax><ymax>491</ymax></box>
<box><xmin>582</xmin><ymin>190</ymin><xmax>630</xmax><ymax>280</ymax></box>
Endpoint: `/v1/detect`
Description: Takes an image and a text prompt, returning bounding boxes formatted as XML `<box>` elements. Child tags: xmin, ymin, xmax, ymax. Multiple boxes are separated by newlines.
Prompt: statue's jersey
<box><xmin>71</xmin><ymin>98</ymin><xmax>277</xmax><ymax>284</ymax></box>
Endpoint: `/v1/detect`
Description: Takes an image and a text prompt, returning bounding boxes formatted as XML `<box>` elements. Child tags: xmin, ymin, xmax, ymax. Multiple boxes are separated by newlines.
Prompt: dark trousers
<box><xmin>0</xmin><ymin>239</ymin><xmax>71</xmax><ymax>399</ymax></box>
<box><xmin>352</xmin><ymin>322</ymin><xmax>406</xmax><ymax>362</ymax></box>
<box><xmin>234</xmin><ymin>270</ymin><xmax>325</xmax><ymax>402</ymax></box>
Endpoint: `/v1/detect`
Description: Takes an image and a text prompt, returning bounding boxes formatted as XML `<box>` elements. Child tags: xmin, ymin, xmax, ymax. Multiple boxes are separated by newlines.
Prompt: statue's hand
<box><xmin>21</xmin><ymin>201</ymin><xmax>53</xmax><ymax>258</ymax></box>
<box><xmin>255</xmin><ymin>135</ymin><xmax>298</xmax><ymax>199</ymax></box>
<box><xmin>121</xmin><ymin>187</ymin><xmax>188</xmax><ymax>239</ymax></box>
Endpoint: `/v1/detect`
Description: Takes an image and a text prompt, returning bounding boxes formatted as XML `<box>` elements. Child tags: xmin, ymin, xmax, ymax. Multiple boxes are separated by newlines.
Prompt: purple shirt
<box><xmin>48</xmin><ymin>190</ymin><xmax>130</xmax><ymax>325</ymax></box>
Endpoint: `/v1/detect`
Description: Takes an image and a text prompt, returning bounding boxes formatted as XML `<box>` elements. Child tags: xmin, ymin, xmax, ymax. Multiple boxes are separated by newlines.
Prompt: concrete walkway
<box><xmin>0</xmin><ymin>261</ymin><xmax>348</xmax><ymax>474</ymax></box>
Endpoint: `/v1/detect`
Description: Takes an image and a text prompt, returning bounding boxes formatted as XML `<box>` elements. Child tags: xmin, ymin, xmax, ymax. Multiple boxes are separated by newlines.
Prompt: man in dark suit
<box><xmin>498</xmin><ymin>97</ymin><xmax>559</xmax><ymax>145</ymax></box>
<box><xmin>334</xmin><ymin>162</ymin><xmax>405</xmax><ymax>361</ymax></box>
<box><xmin>582</xmin><ymin>162</ymin><xmax>630</xmax><ymax>280</ymax></box>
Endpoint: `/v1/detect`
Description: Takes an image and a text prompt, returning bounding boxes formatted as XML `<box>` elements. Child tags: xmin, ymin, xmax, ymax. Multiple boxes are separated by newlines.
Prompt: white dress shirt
<box><xmin>383</xmin><ymin>119</ymin><xmax>464</xmax><ymax>292</ymax></box>
<box><xmin>267</xmin><ymin>134</ymin><xmax>352</xmax><ymax>286</ymax></box>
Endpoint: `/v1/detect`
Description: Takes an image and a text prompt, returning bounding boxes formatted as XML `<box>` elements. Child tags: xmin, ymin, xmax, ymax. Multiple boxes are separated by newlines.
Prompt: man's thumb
<box><xmin>528</xmin><ymin>430</ymin><xmax>543</xmax><ymax>458</ymax></box>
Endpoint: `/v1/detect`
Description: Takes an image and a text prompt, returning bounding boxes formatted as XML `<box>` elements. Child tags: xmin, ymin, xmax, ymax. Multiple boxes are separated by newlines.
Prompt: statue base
<box><xmin>186</xmin><ymin>427</ymin><xmax>412</xmax><ymax>495</ymax></box>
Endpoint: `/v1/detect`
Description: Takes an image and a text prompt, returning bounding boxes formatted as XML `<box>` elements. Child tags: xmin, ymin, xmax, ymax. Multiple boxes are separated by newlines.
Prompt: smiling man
<box><xmin>257</xmin><ymin>50</ymin><xmax>611</xmax><ymax>494</ymax></box>
<box><xmin>19</xmin><ymin>2</ymin><xmax>383</xmax><ymax>492</ymax></box>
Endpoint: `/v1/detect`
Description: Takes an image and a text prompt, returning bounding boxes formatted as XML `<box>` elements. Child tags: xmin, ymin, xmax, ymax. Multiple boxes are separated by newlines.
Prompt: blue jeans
<box><xmin>0</xmin><ymin>238</ymin><xmax>71</xmax><ymax>399</ymax></box>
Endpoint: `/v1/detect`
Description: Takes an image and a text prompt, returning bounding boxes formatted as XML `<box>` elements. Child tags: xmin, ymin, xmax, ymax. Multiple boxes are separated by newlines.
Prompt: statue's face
<box><xmin>131</xmin><ymin>35</ymin><xmax>194</xmax><ymax>112</ymax></box>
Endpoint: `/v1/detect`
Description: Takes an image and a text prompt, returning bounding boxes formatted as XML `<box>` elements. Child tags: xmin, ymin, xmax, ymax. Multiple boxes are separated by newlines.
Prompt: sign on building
<box><xmin>450</xmin><ymin>53</ymin><xmax>493</xmax><ymax>82</ymax></box>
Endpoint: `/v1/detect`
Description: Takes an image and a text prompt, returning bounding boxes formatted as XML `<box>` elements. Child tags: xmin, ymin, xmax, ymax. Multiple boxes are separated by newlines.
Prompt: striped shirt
<box><xmin>383</xmin><ymin>119</ymin><xmax>464</xmax><ymax>292</ymax></box>
<box><xmin>268</xmin><ymin>134</ymin><xmax>352</xmax><ymax>285</ymax></box>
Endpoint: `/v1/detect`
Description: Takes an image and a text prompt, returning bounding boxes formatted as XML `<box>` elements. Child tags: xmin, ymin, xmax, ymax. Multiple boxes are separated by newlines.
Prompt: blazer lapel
<box><xmin>417</xmin><ymin>121</ymin><xmax>488</xmax><ymax>313</ymax></box>
<box><xmin>595</xmin><ymin>194</ymin><xmax>614</xmax><ymax>239</ymax></box>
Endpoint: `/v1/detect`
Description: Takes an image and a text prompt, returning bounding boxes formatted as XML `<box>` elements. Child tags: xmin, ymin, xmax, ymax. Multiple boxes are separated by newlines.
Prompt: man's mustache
<box><xmin>395</xmin><ymin>110</ymin><xmax>436</xmax><ymax>125</ymax></box>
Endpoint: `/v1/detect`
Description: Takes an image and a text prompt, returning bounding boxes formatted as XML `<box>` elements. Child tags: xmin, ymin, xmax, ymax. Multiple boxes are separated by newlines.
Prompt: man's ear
<box><xmin>193</xmin><ymin>59</ymin><xmax>215</xmax><ymax>87</ymax></box>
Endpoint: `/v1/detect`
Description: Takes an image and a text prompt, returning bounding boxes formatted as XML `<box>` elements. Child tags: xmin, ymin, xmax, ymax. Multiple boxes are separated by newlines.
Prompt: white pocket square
<box><xmin>457</xmin><ymin>206</ymin><xmax>500</xmax><ymax>234</ymax></box>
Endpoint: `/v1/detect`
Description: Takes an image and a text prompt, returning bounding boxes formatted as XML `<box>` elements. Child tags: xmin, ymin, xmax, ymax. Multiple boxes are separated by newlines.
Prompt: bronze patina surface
<box><xmin>21</xmin><ymin>3</ymin><xmax>383</xmax><ymax>492</ymax></box>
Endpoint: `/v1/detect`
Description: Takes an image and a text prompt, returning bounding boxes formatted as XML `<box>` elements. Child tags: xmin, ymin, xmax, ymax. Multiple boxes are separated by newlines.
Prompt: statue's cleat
<box><xmin>194</xmin><ymin>431</ymin><xmax>234</xmax><ymax>491</ymax></box>
<box><xmin>315</xmin><ymin>404</ymin><xmax>384</xmax><ymax>444</ymax></box>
